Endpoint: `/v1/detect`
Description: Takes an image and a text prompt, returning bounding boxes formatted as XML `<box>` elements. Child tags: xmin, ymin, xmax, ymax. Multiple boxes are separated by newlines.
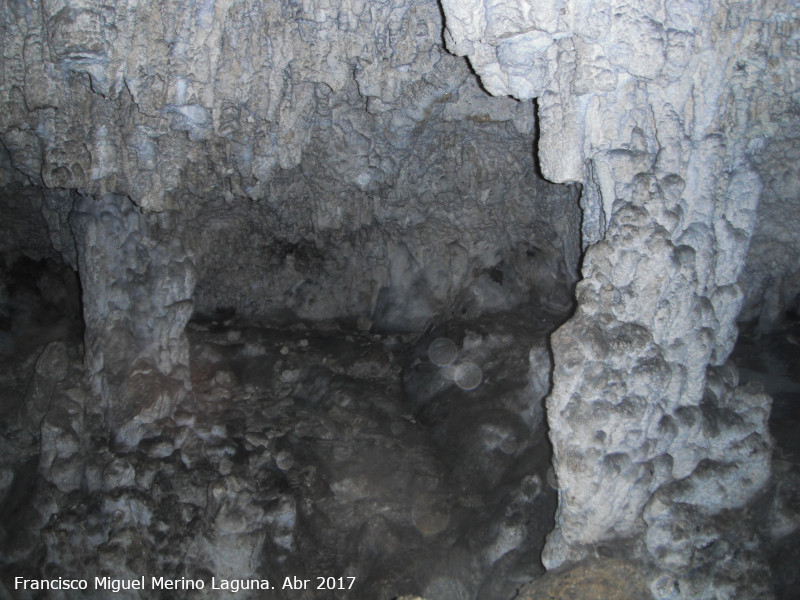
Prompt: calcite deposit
<box><xmin>1</xmin><ymin>0</ymin><xmax>578</xmax><ymax>596</ymax></box>
<box><xmin>2</xmin><ymin>0</ymin><xmax>582</xmax><ymax>433</ymax></box>
<box><xmin>440</xmin><ymin>0</ymin><xmax>799</xmax><ymax>597</ymax></box>
<box><xmin>1</xmin><ymin>0</ymin><xmax>799</xmax><ymax>598</ymax></box>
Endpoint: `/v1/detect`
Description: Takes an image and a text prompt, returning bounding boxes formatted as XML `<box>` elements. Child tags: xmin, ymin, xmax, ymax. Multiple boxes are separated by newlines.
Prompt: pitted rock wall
<box><xmin>3</xmin><ymin>0</ymin><xmax>447</xmax><ymax>212</ymax></box>
<box><xmin>185</xmin><ymin>76</ymin><xmax>581</xmax><ymax>329</ymax></box>
<box><xmin>440</xmin><ymin>0</ymin><xmax>798</xmax><ymax>597</ymax></box>
<box><xmin>2</xmin><ymin>0</ymin><xmax>581</xmax><ymax>436</ymax></box>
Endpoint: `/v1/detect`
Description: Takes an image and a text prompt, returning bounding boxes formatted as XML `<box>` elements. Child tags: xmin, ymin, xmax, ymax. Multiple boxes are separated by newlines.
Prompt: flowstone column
<box><xmin>70</xmin><ymin>194</ymin><xmax>195</xmax><ymax>446</ymax></box>
<box><xmin>439</xmin><ymin>0</ymin><xmax>798</xmax><ymax>596</ymax></box>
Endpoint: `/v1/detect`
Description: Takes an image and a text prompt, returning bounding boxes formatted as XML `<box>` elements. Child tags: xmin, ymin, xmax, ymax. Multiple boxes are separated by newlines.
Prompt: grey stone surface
<box><xmin>1</xmin><ymin>0</ymin><xmax>799</xmax><ymax>597</ymax></box>
<box><xmin>439</xmin><ymin>0</ymin><xmax>798</xmax><ymax>597</ymax></box>
<box><xmin>2</xmin><ymin>0</ymin><xmax>581</xmax><ymax>439</ymax></box>
<box><xmin>739</xmin><ymin>138</ymin><xmax>800</xmax><ymax>331</ymax></box>
<box><xmin>69</xmin><ymin>193</ymin><xmax>195</xmax><ymax>444</ymax></box>
<box><xmin>2</xmin><ymin>307</ymin><xmax>562</xmax><ymax>600</ymax></box>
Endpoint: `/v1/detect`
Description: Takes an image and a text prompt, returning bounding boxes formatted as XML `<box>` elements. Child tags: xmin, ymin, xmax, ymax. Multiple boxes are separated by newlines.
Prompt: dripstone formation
<box><xmin>1</xmin><ymin>0</ymin><xmax>799</xmax><ymax>598</ymax></box>
<box><xmin>440</xmin><ymin>0</ymin><xmax>799</xmax><ymax>597</ymax></box>
<box><xmin>1</xmin><ymin>0</ymin><xmax>582</xmax><ymax>437</ymax></box>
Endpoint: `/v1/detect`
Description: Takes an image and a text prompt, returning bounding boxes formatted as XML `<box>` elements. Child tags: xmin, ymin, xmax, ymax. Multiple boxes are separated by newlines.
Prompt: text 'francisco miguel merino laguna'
<box><xmin>14</xmin><ymin>576</ymin><xmax>273</xmax><ymax>593</ymax></box>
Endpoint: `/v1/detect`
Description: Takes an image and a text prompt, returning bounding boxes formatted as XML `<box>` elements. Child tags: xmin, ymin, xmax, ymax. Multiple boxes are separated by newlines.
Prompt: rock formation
<box><xmin>440</xmin><ymin>0</ymin><xmax>798</xmax><ymax>597</ymax></box>
<box><xmin>1</xmin><ymin>0</ymin><xmax>581</xmax><ymax>433</ymax></box>
<box><xmin>1</xmin><ymin>0</ymin><xmax>799</xmax><ymax>597</ymax></box>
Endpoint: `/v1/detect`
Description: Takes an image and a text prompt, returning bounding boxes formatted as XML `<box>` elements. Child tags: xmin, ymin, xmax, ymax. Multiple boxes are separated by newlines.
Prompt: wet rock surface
<box><xmin>1</xmin><ymin>302</ymin><xmax>565</xmax><ymax>600</ymax></box>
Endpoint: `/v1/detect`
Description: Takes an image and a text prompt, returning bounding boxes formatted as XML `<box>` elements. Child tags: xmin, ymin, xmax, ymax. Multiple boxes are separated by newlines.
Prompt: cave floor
<box><xmin>0</xmin><ymin>302</ymin><xmax>563</xmax><ymax>600</ymax></box>
<box><xmin>176</xmin><ymin>305</ymin><xmax>561</xmax><ymax>600</ymax></box>
<box><xmin>4</xmin><ymin>281</ymin><xmax>800</xmax><ymax>600</ymax></box>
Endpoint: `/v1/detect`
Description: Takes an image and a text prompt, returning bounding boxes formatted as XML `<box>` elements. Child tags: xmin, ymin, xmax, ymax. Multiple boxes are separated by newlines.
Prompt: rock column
<box><xmin>440</xmin><ymin>0</ymin><xmax>798</xmax><ymax>596</ymax></box>
<box><xmin>70</xmin><ymin>194</ymin><xmax>195</xmax><ymax>445</ymax></box>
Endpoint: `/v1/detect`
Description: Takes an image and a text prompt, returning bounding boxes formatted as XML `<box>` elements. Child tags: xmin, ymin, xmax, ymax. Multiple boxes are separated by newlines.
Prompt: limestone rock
<box><xmin>1</xmin><ymin>0</ymin><xmax>582</xmax><ymax>439</ymax></box>
<box><xmin>68</xmin><ymin>193</ymin><xmax>195</xmax><ymax>444</ymax></box>
<box><xmin>21</xmin><ymin>341</ymin><xmax>70</xmax><ymax>430</ymax></box>
<box><xmin>514</xmin><ymin>558</ymin><xmax>651</xmax><ymax>600</ymax></box>
<box><xmin>440</xmin><ymin>0</ymin><xmax>798</xmax><ymax>596</ymax></box>
<box><xmin>4</xmin><ymin>311</ymin><xmax>561</xmax><ymax>600</ymax></box>
<box><xmin>739</xmin><ymin>139</ymin><xmax>800</xmax><ymax>331</ymax></box>
<box><xmin>1</xmin><ymin>0</ymin><xmax>798</xmax><ymax>598</ymax></box>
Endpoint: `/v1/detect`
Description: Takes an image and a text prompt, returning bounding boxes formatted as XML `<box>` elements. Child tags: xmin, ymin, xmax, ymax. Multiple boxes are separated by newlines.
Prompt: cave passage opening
<box><xmin>174</xmin><ymin>87</ymin><xmax>584</xmax><ymax>598</ymax></box>
<box><xmin>0</xmin><ymin>88</ymin><xmax>586</xmax><ymax>600</ymax></box>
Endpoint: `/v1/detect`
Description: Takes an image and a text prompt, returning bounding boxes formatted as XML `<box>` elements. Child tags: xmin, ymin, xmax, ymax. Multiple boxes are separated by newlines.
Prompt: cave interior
<box><xmin>1</xmin><ymin>0</ymin><xmax>799</xmax><ymax>599</ymax></box>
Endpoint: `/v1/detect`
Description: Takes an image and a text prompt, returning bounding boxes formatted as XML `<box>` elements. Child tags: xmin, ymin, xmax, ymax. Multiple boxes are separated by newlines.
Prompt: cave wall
<box><xmin>738</xmin><ymin>137</ymin><xmax>800</xmax><ymax>331</ymax></box>
<box><xmin>1</xmin><ymin>0</ymin><xmax>581</xmax><ymax>442</ymax></box>
<box><xmin>0</xmin><ymin>0</ymin><xmax>580</xmax><ymax>334</ymax></box>
<box><xmin>3</xmin><ymin>0</ymin><xmax>800</xmax><ymax>596</ymax></box>
<box><xmin>439</xmin><ymin>0</ymin><xmax>798</xmax><ymax>596</ymax></box>
<box><xmin>184</xmin><ymin>77</ymin><xmax>581</xmax><ymax>329</ymax></box>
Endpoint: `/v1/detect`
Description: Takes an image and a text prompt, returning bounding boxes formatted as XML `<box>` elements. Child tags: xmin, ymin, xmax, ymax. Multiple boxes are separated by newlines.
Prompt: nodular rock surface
<box><xmin>0</xmin><ymin>0</ymin><xmax>584</xmax><ymax>444</ymax></box>
<box><xmin>1</xmin><ymin>298</ymin><xmax>563</xmax><ymax>600</ymax></box>
<box><xmin>440</xmin><ymin>0</ymin><xmax>799</xmax><ymax>597</ymax></box>
<box><xmin>1</xmin><ymin>0</ymin><xmax>581</xmax><ymax>436</ymax></box>
<box><xmin>1</xmin><ymin>0</ymin><xmax>799</xmax><ymax>598</ymax></box>
<box><xmin>0</xmin><ymin>0</ymin><xmax>580</xmax><ymax>596</ymax></box>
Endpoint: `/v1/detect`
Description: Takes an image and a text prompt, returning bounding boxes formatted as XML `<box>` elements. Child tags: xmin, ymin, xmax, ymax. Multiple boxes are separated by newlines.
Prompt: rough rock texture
<box><xmin>185</xmin><ymin>94</ymin><xmax>581</xmax><ymax>329</ymax></box>
<box><xmin>2</xmin><ymin>304</ymin><xmax>564</xmax><ymax>600</ymax></box>
<box><xmin>1</xmin><ymin>0</ymin><xmax>581</xmax><ymax>438</ymax></box>
<box><xmin>440</xmin><ymin>0</ymin><xmax>798</xmax><ymax>597</ymax></box>
<box><xmin>739</xmin><ymin>138</ymin><xmax>800</xmax><ymax>331</ymax></box>
<box><xmin>514</xmin><ymin>558</ymin><xmax>651</xmax><ymax>600</ymax></box>
<box><xmin>732</xmin><ymin>322</ymin><xmax>800</xmax><ymax>599</ymax></box>
<box><xmin>3</xmin><ymin>0</ymin><xmax>800</xmax><ymax>597</ymax></box>
<box><xmin>69</xmin><ymin>194</ymin><xmax>196</xmax><ymax>444</ymax></box>
<box><xmin>0</xmin><ymin>0</ymin><xmax>582</xmax><ymax>595</ymax></box>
